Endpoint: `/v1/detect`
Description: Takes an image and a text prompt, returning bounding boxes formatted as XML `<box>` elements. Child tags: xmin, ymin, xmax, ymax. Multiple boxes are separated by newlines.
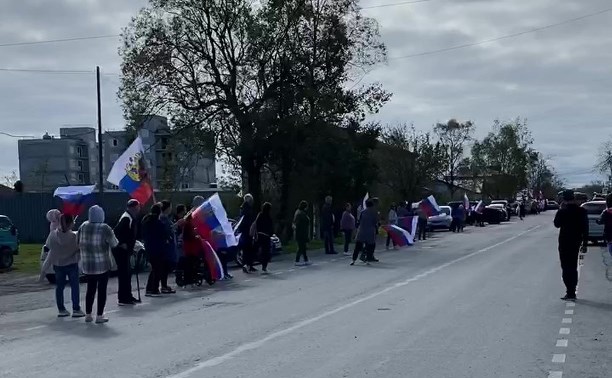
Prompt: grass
<box><xmin>12</xmin><ymin>244</ymin><xmax>43</xmax><ymax>274</ymax></box>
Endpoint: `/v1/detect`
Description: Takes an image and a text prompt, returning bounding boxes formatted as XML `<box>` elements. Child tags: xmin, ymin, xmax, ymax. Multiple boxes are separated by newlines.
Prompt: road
<box><xmin>1</xmin><ymin>213</ymin><xmax>611</xmax><ymax>378</ymax></box>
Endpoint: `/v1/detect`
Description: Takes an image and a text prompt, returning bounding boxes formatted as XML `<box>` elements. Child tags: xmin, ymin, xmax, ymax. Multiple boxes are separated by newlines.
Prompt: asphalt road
<box><xmin>1</xmin><ymin>213</ymin><xmax>611</xmax><ymax>378</ymax></box>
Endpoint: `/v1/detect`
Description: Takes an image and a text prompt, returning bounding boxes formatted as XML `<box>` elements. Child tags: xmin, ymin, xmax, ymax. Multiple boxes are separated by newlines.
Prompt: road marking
<box><xmin>548</xmin><ymin>372</ymin><xmax>563</xmax><ymax>378</ymax></box>
<box><xmin>564</xmin><ymin>309</ymin><xmax>574</xmax><ymax>315</ymax></box>
<box><xmin>243</xmin><ymin>279</ymin><xmax>252</xmax><ymax>282</ymax></box>
<box><xmin>167</xmin><ymin>225</ymin><xmax>541</xmax><ymax>378</ymax></box>
<box><xmin>288</xmin><ymin>269</ymin><xmax>295</xmax><ymax>272</ymax></box>
<box><xmin>106</xmin><ymin>309</ymin><xmax>119</xmax><ymax>314</ymax></box>
<box><xmin>562</xmin><ymin>318</ymin><xmax>572</xmax><ymax>324</ymax></box>
<box><xmin>552</xmin><ymin>354</ymin><xmax>566</xmax><ymax>363</ymax></box>
<box><xmin>24</xmin><ymin>325</ymin><xmax>46</xmax><ymax>331</ymax></box>
<box><xmin>566</xmin><ymin>302</ymin><xmax>575</xmax><ymax>307</ymax></box>
<box><xmin>559</xmin><ymin>328</ymin><xmax>570</xmax><ymax>335</ymax></box>
<box><xmin>273</xmin><ymin>272</ymin><xmax>283</xmax><ymax>275</ymax></box>
<box><xmin>556</xmin><ymin>339</ymin><xmax>568</xmax><ymax>347</ymax></box>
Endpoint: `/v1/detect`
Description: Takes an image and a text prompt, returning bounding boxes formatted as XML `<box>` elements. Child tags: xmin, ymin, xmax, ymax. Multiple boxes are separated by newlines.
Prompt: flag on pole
<box><xmin>107</xmin><ymin>136</ymin><xmax>153</xmax><ymax>204</ymax></box>
<box><xmin>418</xmin><ymin>195</ymin><xmax>441</xmax><ymax>217</ymax></box>
<box><xmin>201</xmin><ymin>240</ymin><xmax>224</xmax><ymax>281</ymax></box>
<box><xmin>474</xmin><ymin>200</ymin><xmax>485</xmax><ymax>214</ymax></box>
<box><xmin>463</xmin><ymin>193</ymin><xmax>470</xmax><ymax>210</ymax></box>
<box><xmin>191</xmin><ymin>193</ymin><xmax>238</xmax><ymax>249</ymax></box>
<box><xmin>53</xmin><ymin>185</ymin><xmax>96</xmax><ymax>216</ymax></box>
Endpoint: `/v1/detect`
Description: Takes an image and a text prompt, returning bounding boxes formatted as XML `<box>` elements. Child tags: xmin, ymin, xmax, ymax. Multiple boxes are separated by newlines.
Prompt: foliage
<box><xmin>434</xmin><ymin>119</ymin><xmax>474</xmax><ymax>196</ymax></box>
<box><xmin>528</xmin><ymin>151</ymin><xmax>564</xmax><ymax>199</ymax></box>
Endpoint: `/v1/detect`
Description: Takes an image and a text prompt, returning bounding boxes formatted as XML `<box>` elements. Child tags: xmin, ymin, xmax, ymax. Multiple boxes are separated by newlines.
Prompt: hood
<box><xmin>46</xmin><ymin>209</ymin><xmax>61</xmax><ymax>231</ymax></box>
<box><xmin>88</xmin><ymin>205</ymin><xmax>105</xmax><ymax>223</ymax></box>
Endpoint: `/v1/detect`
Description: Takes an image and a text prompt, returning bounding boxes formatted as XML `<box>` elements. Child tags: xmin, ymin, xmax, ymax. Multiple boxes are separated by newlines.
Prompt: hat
<box><xmin>562</xmin><ymin>190</ymin><xmax>575</xmax><ymax>202</ymax></box>
<box><xmin>127</xmin><ymin>199</ymin><xmax>140</xmax><ymax>208</ymax></box>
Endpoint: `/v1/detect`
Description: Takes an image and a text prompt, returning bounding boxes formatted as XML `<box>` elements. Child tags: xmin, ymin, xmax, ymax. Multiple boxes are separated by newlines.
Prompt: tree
<box><xmin>595</xmin><ymin>138</ymin><xmax>612</xmax><ymax>188</ymax></box>
<box><xmin>434</xmin><ymin>119</ymin><xmax>474</xmax><ymax>198</ymax></box>
<box><xmin>528</xmin><ymin>152</ymin><xmax>564</xmax><ymax>199</ymax></box>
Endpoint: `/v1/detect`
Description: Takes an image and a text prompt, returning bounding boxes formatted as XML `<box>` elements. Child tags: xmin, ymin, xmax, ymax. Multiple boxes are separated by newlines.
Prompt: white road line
<box><xmin>566</xmin><ymin>302</ymin><xmax>575</xmax><ymax>307</ymax></box>
<box><xmin>24</xmin><ymin>325</ymin><xmax>46</xmax><ymax>331</ymax></box>
<box><xmin>552</xmin><ymin>354</ymin><xmax>566</xmax><ymax>363</ymax></box>
<box><xmin>559</xmin><ymin>328</ymin><xmax>570</xmax><ymax>335</ymax></box>
<box><xmin>273</xmin><ymin>272</ymin><xmax>283</xmax><ymax>275</ymax></box>
<box><xmin>243</xmin><ymin>279</ymin><xmax>252</xmax><ymax>282</ymax></box>
<box><xmin>562</xmin><ymin>318</ymin><xmax>572</xmax><ymax>324</ymax></box>
<box><xmin>556</xmin><ymin>339</ymin><xmax>568</xmax><ymax>347</ymax></box>
<box><xmin>564</xmin><ymin>309</ymin><xmax>574</xmax><ymax>315</ymax></box>
<box><xmin>106</xmin><ymin>309</ymin><xmax>119</xmax><ymax>314</ymax></box>
<box><xmin>548</xmin><ymin>371</ymin><xmax>563</xmax><ymax>378</ymax></box>
<box><xmin>288</xmin><ymin>269</ymin><xmax>295</xmax><ymax>272</ymax></box>
<box><xmin>167</xmin><ymin>224</ymin><xmax>541</xmax><ymax>378</ymax></box>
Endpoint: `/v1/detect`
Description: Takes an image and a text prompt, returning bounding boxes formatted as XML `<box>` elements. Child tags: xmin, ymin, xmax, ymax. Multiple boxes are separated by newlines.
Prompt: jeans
<box><xmin>343</xmin><ymin>230</ymin><xmax>353</xmax><ymax>253</ymax></box>
<box><xmin>112</xmin><ymin>247</ymin><xmax>133</xmax><ymax>303</ymax></box>
<box><xmin>296</xmin><ymin>240</ymin><xmax>309</xmax><ymax>263</ymax></box>
<box><xmin>559</xmin><ymin>244</ymin><xmax>580</xmax><ymax>297</ymax></box>
<box><xmin>54</xmin><ymin>263</ymin><xmax>81</xmax><ymax>312</ymax></box>
<box><xmin>323</xmin><ymin>229</ymin><xmax>335</xmax><ymax>254</ymax></box>
<box><xmin>85</xmin><ymin>272</ymin><xmax>109</xmax><ymax>316</ymax></box>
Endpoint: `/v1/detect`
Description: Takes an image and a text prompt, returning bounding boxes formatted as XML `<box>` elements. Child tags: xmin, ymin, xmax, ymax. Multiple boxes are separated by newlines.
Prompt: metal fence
<box><xmin>0</xmin><ymin>190</ymin><xmax>239</xmax><ymax>243</ymax></box>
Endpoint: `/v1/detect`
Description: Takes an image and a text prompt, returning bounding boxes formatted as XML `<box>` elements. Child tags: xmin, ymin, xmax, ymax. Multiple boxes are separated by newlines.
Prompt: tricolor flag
<box><xmin>474</xmin><ymin>200</ymin><xmax>485</xmax><ymax>214</ymax></box>
<box><xmin>107</xmin><ymin>136</ymin><xmax>153</xmax><ymax>204</ymax></box>
<box><xmin>398</xmin><ymin>215</ymin><xmax>418</xmax><ymax>236</ymax></box>
<box><xmin>201</xmin><ymin>239</ymin><xmax>224</xmax><ymax>281</ymax></box>
<box><xmin>53</xmin><ymin>185</ymin><xmax>95</xmax><ymax>216</ymax></box>
<box><xmin>191</xmin><ymin>193</ymin><xmax>238</xmax><ymax>249</ymax></box>
<box><xmin>383</xmin><ymin>224</ymin><xmax>416</xmax><ymax>247</ymax></box>
<box><xmin>463</xmin><ymin>193</ymin><xmax>470</xmax><ymax>210</ymax></box>
<box><xmin>418</xmin><ymin>195</ymin><xmax>441</xmax><ymax>217</ymax></box>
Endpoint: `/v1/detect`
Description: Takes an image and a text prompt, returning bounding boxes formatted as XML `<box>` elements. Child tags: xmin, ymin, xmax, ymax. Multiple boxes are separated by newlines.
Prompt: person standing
<box><xmin>112</xmin><ymin>199</ymin><xmax>141</xmax><ymax>306</ymax></box>
<box><xmin>78</xmin><ymin>205</ymin><xmax>119</xmax><ymax>324</ymax></box>
<box><xmin>294</xmin><ymin>201</ymin><xmax>311</xmax><ymax>266</ymax></box>
<box><xmin>40</xmin><ymin>214</ymin><xmax>85</xmax><ymax>318</ymax></box>
<box><xmin>350</xmin><ymin>199</ymin><xmax>378</xmax><ymax>265</ymax></box>
<box><xmin>597</xmin><ymin>194</ymin><xmax>612</xmax><ymax>258</ymax></box>
<box><xmin>321</xmin><ymin>196</ymin><xmax>337</xmax><ymax>254</ymax></box>
<box><xmin>239</xmin><ymin>194</ymin><xmax>257</xmax><ymax>273</ymax></box>
<box><xmin>452</xmin><ymin>205</ymin><xmax>466</xmax><ymax>233</ymax></box>
<box><xmin>142</xmin><ymin>204</ymin><xmax>167</xmax><ymax>297</ymax></box>
<box><xmin>386</xmin><ymin>203</ymin><xmax>398</xmax><ymax>249</ymax></box>
<box><xmin>553</xmin><ymin>190</ymin><xmax>589</xmax><ymax>301</ymax></box>
<box><xmin>174</xmin><ymin>204</ymin><xmax>187</xmax><ymax>259</ymax></box>
<box><xmin>253</xmin><ymin>202</ymin><xmax>274</xmax><ymax>273</ymax></box>
<box><xmin>416</xmin><ymin>207</ymin><xmax>428</xmax><ymax>241</ymax></box>
<box><xmin>160</xmin><ymin>200</ymin><xmax>178</xmax><ymax>294</ymax></box>
<box><xmin>341</xmin><ymin>203</ymin><xmax>356</xmax><ymax>256</ymax></box>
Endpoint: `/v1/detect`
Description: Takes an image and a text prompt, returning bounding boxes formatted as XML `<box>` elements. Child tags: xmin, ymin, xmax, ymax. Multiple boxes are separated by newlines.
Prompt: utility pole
<box><xmin>96</xmin><ymin>66</ymin><xmax>104</xmax><ymax>193</ymax></box>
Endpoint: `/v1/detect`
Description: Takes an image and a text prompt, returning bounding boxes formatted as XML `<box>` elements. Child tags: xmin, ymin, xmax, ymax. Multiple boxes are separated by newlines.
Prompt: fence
<box><xmin>0</xmin><ymin>190</ymin><xmax>239</xmax><ymax>243</ymax></box>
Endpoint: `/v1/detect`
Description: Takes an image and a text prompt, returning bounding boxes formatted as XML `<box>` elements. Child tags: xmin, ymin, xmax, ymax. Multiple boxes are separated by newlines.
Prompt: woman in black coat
<box><xmin>253</xmin><ymin>202</ymin><xmax>274</xmax><ymax>274</ymax></box>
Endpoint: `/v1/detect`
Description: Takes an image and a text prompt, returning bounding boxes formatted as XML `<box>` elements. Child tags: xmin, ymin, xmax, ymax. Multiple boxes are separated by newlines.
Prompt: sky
<box><xmin>0</xmin><ymin>0</ymin><xmax>611</xmax><ymax>187</ymax></box>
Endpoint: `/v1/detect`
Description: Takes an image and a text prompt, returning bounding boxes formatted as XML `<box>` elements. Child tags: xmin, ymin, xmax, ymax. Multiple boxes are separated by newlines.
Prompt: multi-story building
<box><xmin>17</xmin><ymin>115</ymin><xmax>216</xmax><ymax>192</ymax></box>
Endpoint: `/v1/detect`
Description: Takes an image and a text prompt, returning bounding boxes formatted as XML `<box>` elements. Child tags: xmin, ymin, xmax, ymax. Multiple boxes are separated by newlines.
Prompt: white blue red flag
<box><xmin>201</xmin><ymin>239</ymin><xmax>224</xmax><ymax>280</ymax></box>
<box><xmin>53</xmin><ymin>185</ymin><xmax>95</xmax><ymax>216</ymax></box>
<box><xmin>191</xmin><ymin>193</ymin><xmax>238</xmax><ymax>249</ymax></box>
<box><xmin>107</xmin><ymin>136</ymin><xmax>153</xmax><ymax>204</ymax></box>
<box><xmin>474</xmin><ymin>200</ymin><xmax>485</xmax><ymax>214</ymax></box>
<box><xmin>419</xmin><ymin>195</ymin><xmax>441</xmax><ymax>217</ymax></box>
<box><xmin>383</xmin><ymin>224</ymin><xmax>416</xmax><ymax>247</ymax></box>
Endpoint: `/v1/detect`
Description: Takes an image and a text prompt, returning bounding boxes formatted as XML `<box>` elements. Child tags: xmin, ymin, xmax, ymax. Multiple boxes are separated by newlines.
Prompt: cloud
<box><xmin>1</xmin><ymin>0</ymin><xmax>610</xmax><ymax>188</ymax></box>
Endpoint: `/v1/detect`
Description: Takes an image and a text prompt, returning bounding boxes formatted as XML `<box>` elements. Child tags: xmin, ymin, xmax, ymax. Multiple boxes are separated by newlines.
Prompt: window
<box><xmin>77</xmin><ymin>160</ymin><xmax>83</xmax><ymax>171</ymax></box>
<box><xmin>112</xmin><ymin>139</ymin><xmax>118</xmax><ymax>147</ymax></box>
<box><xmin>76</xmin><ymin>146</ymin><xmax>83</xmax><ymax>157</ymax></box>
<box><xmin>77</xmin><ymin>174</ymin><xmax>85</xmax><ymax>184</ymax></box>
<box><xmin>161</xmin><ymin>137</ymin><xmax>168</xmax><ymax>150</ymax></box>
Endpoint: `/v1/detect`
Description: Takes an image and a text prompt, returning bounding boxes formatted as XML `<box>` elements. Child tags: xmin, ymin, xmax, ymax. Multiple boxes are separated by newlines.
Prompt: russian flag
<box><xmin>398</xmin><ymin>215</ymin><xmax>418</xmax><ymax>236</ymax></box>
<box><xmin>107</xmin><ymin>136</ymin><xmax>153</xmax><ymax>204</ymax></box>
<box><xmin>419</xmin><ymin>195</ymin><xmax>441</xmax><ymax>217</ymax></box>
<box><xmin>201</xmin><ymin>240</ymin><xmax>224</xmax><ymax>280</ymax></box>
<box><xmin>474</xmin><ymin>200</ymin><xmax>485</xmax><ymax>214</ymax></box>
<box><xmin>53</xmin><ymin>185</ymin><xmax>95</xmax><ymax>216</ymax></box>
<box><xmin>383</xmin><ymin>224</ymin><xmax>416</xmax><ymax>247</ymax></box>
<box><xmin>191</xmin><ymin>194</ymin><xmax>238</xmax><ymax>250</ymax></box>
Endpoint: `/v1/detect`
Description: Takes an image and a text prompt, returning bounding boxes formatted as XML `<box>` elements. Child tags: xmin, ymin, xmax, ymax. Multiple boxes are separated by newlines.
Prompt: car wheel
<box><xmin>0</xmin><ymin>247</ymin><xmax>13</xmax><ymax>269</ymax></box>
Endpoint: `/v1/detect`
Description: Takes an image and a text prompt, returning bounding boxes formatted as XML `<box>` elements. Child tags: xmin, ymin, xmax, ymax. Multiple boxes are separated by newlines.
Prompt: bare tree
<box><xmin>596</xmin><ymin>139</ymin><xmax>612</xmax><ymax>188</ymax></box>
<box><xmin>1</xmin><ymin>170</ymin><xmax>18</xmax><ymax>187</ymax></box>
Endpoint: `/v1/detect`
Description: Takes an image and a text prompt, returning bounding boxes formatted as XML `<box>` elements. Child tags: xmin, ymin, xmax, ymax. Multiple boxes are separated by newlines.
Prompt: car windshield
<box><xmin>0</xmin><ymin>217</ymin><xmax>11</xmax><ymax>230</ymax></box>
<box><xmin>582</xmin><ymin>203</ymin><xmax>606</xmax><ymax>215</ymax></box>
<box><xmin>440</xmin><ymin>208</ymin><xmax>451</xmax><ymax>215</ymax></box>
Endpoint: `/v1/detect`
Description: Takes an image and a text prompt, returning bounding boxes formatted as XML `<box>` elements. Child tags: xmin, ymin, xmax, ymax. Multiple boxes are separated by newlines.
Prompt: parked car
<box><xmin>228</xmin><ymin>218</ymin><xmax>282</xmax><ymax>267</ymax></box>
<box><xmin>490</xmin><ymin>200</ymin><xmax>511</xmax><ymax>221</ymax></box>
<box><xmin>546</xmin><ymin>200</ymin><xmax>560</xmax><ymax>210</ymax></box>
<box><xmin>427</xmin><ymin>206</ymin><xmax>453</xmax><ymax>231</ymax></box>
<box><xmin>0</xmin><ymin>215</ymin><xmax>19</xmax><ymax>269</ymax></box>
<box><xmin>487</xmin><ymin>204</ymin><xmax>509</xmax><ymax>222</ymax></box>
<box><xmin>581</xmin><ymin>200</ymin><xmax>607</xmax><ymax>245</ymax></box>
<box><xmin>484</xmin><ymin>206</ymin><xmax>505</xmax><ymax>224</ymax></box>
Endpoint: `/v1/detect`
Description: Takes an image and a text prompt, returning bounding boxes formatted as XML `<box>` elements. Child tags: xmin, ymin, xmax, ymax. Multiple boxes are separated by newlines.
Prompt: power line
<box><xmin>0</xmin><ymin>67</ymin><xmax>93</xmax><ymax>74</ymax></box>
<box><xmin>0</xmin><ymin>131</ymin><xmax>36</xmax><ymax>139</ymax></box>
<box><xmin>390</xmin><ymin>6</ymin><xmax>612</xmax><ymax>60</ymax></box>
<box><xmin>362</xmin><ymin>0</ymin><xmax>432</xmax><ymax>10</ymax></box>
<box><xmin>0</xmin><ymin>34</ymin><xmax>120</xmax><ymax>48</ymax></box>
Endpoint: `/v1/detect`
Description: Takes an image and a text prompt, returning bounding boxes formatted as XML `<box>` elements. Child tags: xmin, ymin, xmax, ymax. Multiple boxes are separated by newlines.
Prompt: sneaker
<box><xmin>57</xmin><ymin>309</ymin><xmax>70</xmax><ymax>318</ymax></box>
<box><xmin>295</xmin><ymin>262</ymin><xmax>304</xmax><ymax>267</ymax></box>
<box><xmin>561</xmin><ymin>295</ymin><xmax>577</xmax><ymax>301</ymax></box>
<box><xmin>350</xmin><ymin>261</ymin><xmax>355</xmax><ymax>266</ymax></box>
<box><xmin>118</xmin><ymin>301</ymin><xmax>135</xmax><ymax>306</ymax></box>
<box><xmin>343</xmin><ymin>252</ymin><xmax>352</xmax><ymax>256</ymax></box>
<box><xmin>161</xmin><ymin>287</ymin><xmax>176</xmax><ymax>294</ymax></box>
<box><xmin>95</xmin><ymin>315</ymin><xmax>109</xmax><ymax>324</ymax></box>
<box><xmin>145</xmin><ymin>291</ymin><xmax>162</xmax><ymax>297</ymax></box>
<box><xmin>72</xmin><ymin>310</ymin><xmax>86</xmax><ymax>318</ymax></box>
<box><xmin>85</xmin><ymin>314</ymin><xmax>94</xmax><ymax>323</ymax></box>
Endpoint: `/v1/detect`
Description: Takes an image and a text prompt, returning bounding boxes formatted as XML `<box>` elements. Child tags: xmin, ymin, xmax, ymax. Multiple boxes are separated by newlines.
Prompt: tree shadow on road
<box><xmin>577</xmin><ymin>299</ymin><xmax>612</xmax><ymax>311</ymax></box>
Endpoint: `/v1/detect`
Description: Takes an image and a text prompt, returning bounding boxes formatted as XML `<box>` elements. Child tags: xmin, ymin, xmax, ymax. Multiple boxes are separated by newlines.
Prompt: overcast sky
<box><xmin>1</xmin><ymin>0</ymin><xmax>611</xmax><ymax>187</ymax></box>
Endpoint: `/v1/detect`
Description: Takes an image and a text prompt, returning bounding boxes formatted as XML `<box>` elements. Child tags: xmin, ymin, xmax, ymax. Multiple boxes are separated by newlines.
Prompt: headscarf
<box><xmin>88</xmin><ymin>205</ymin><xmax>105</xmax><ymax>223</ymax></box>
<box><xmin>46</xmin><ymin>209</ymin><xmax>61</xmax><ymax>231</ymax></box>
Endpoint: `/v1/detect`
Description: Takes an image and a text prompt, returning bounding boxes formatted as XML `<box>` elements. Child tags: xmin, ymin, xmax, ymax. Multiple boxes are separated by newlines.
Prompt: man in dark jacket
<box><xmin>113</xmin><ymin>199</ymin><xmax>141</xmax><ymax>305</ymax></box>
<box><xmin>239</xmin><ymin>194</ymin><xmax>257</xmax><ymax>273</ymax></box>
<box><xmin>553</xmin><ymin>190</ymin><xmax>589</xmax><ymax>301</ymax></box>
<box><xmin>321</xmin><ymin>196</ymin><xmax>337</xmax><ymax>254</ymax></box>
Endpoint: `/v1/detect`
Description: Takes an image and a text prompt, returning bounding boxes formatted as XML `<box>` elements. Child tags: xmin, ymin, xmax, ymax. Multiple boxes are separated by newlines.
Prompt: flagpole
<box><xmin>96</xmin><ymin>66</ymin><xmax>104</xmax><ymax>194</ymax></box>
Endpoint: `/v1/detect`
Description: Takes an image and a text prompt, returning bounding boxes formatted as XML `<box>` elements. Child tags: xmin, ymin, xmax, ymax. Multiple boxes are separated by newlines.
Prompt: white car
<box><xmin>427</xmin><ymin>206</ymin><xmax>453</xmax><ymax>230</ymax></box>
<box><xmin>582</xmin><ymin>201</ymin><xmax>606</xmax><ymax>244</ymax></box>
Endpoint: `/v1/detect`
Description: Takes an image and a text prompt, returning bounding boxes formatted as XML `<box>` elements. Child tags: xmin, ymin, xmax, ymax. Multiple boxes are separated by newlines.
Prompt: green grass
<box><xmin>12</xmin><ymin>244</ymin><xmax>43</xmax><ymax>274</ymax></box>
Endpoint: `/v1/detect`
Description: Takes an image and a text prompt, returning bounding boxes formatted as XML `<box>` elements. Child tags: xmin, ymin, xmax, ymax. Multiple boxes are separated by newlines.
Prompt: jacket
<box><xmin>294</xmin><ymin>210</ymin><xmax>310</xmax><ymax>243</ymax></box>
<box><xmin>113</xmin><ymin>211</ymin><xmax>137</xmax><ymax>253</ymax></box>
<box><xmin>356</xmin><ymin>207</ymin><xmax>378</xmax><ymax>244</ymax></box>
<box><xmin>43</xmin><ymin>229</ymin><xmax>79</xmax><ymax>268</ymax></box>
<box><xmin>238</xmin><ymin>202</ymin><xmax>255</xmax><ymax>244</ymax></box>
<box><xmin>182</xmin><ymin>217</ymin><xmax>202</xmax><ymax>257</ymax></box>
<box><xmin>141</xmin><ymin>215</ymin><xmax>167</xmax><ymax>257</ymax></box>
<box><xmin>77</xmin><ymin>206</ymin><xmax>119</xmax><ymax>275</ymax></box>
<box><xmin>598</xmin><ymin>208</ymin><xmax>612</xmax><ymax>242</ymax></box>
<box><xmin>553</xmin><ymin>204</ymin><xmax>589</xmax><ymax>246</ymax></box>
<box><xmin>452</xmin><ymin>207</ymin><xmax>465</xmax><ymax>220</ymax></box>
<box><xmin>340</xmin><ymin>211</ymin><xmax>356</xmax><ymax>231</ymax></box>
<box><xmin>320</xmin><ymin>204</ymin><xmax>334</xmax><ymax>230</ymax></box>
<box><xmin>255</xmin><ymin>212</ymin><xmax>274</xmax><ymax>237</ymax></box>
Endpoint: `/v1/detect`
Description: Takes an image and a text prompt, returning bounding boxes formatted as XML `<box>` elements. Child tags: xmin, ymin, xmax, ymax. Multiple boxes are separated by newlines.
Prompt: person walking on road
<box><xmin>341</xmin><ymin>203</ymin><xmax>356</xmax><ymax>256</ymax></box>
<box><xmin>40</xmin><ymin>214</ymin><xmax>85</xmax><ymax>318</ymax></box>
<box><xmin>294</xmin><ymin>201</ymin><xmax>311</xmax><ymax>266</ymax></box>
<box><xmin>239</xmin><ymin>194</ymin><xmax>257</xmax><ymax>273</ymax></box>
<box><xmin>253</xmin><ymin>202</ymin><xmax>274</xmax><ymax>274</ymax></box>
<box><xmin>386</xmin><ymin>203</ymin><xmax>398</xmax><ymax>249</ymax></box>
<box><xmin>321</xmin><ymin>196</ymin><xmax>337</xmax><ymax>254</ymax></box>
<box><xmin>553</xmin><ymin>190</ymin><xmax>589</xmax><ymax>301</ymax></box>
<box><xmin>78</xmin><ymin>205</ymin><xmax>119</xmax><ymax>323</ymax></box>
<box><xmin>350</xmin><ymin>199</ymin><xmax>378</xmax><ymax>265</ymax></box>
<box><xmin>112</xmin><ymin>199</ymin><xmax>141</xmax><ymax>306</ymax></box>
<box><xmin>452</xmin><ymin>205</ymin><xmax>466</xmax><ymax>232</ymax></box>
<box><xmin>597</xmin><ymin>193</ymin><xmax>612</xmax><ymax>258</ymax></box>
<box><xmin>142</xmin><ymin>204</ymin><xmax>167</xmax><ymax>297</ymax></box>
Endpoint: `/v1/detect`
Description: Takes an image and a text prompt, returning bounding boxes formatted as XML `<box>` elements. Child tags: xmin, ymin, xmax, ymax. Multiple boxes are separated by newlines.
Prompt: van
<box><xmin>0</xmin><ymin>215</ymin><xmax>19</xmax><ymax>269</ymax></box>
